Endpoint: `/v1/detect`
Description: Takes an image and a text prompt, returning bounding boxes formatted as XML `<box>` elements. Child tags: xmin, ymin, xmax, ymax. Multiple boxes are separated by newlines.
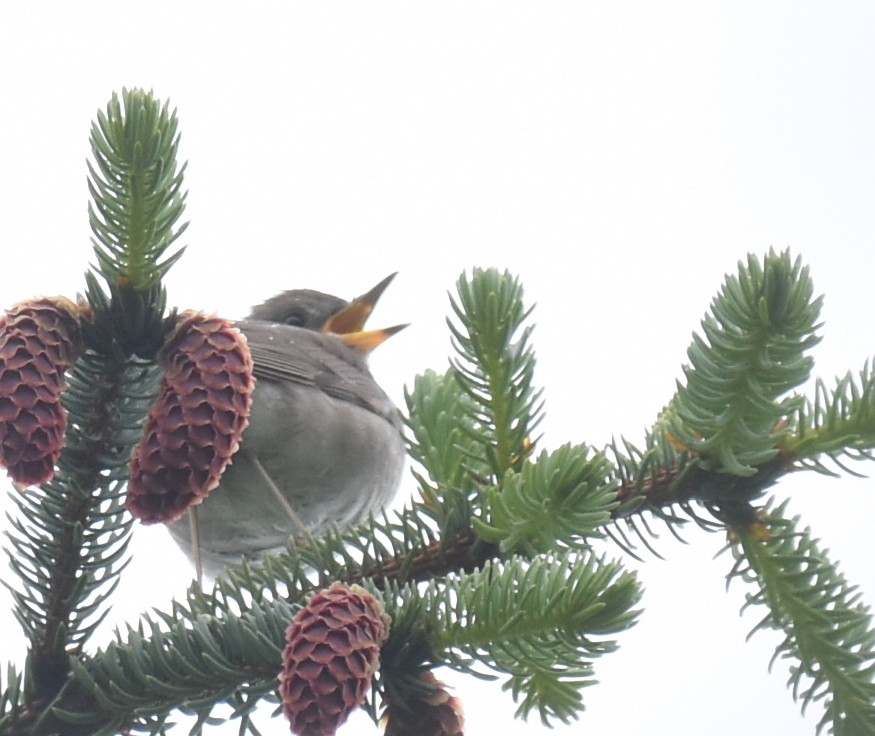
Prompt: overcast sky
<box><xmin>1</xmin><ymin>3</ymin><xmax>874</xmax><ymax>735</ymax></box>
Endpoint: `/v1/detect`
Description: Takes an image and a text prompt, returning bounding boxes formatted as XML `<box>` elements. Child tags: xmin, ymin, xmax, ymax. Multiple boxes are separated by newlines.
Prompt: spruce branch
<box><xmin>4</xmin><ymin>350</ymin><xmax>161</xmax><ymax>716</ymax></box>
<box><xmin>448</xmin><ymin>268</ymin><xmax>544</xmax><ymax>479</ymax></box>
<box><xmin>88</xmin><ymin>88</ymin><xmax>187</xmax><ymax>291</ymax></box>
<box><xmin>727</xmin><ymin>500</ymin><xmax>875</xmax><ymax>735</ymax></box>
<box><xmin>415</xmin><ymin>551</ymin><xmax>641</xmax><ymax>725</ymax></box>
<box><xmin>30</xmin><ymin>534</ymin><xmax>639</xmax><ymax>735</ymax></box>
<box><xmin>670</xmin><ymin>249</ymin><xmax>822</xmax><ymax>476</ymax></box>
<box><xmin>1</xmin><ymin>88</ymin><xmax>186</xmax><ymax>734</ymax></box>
<box><xmin>404</xmin><ymin>368</ymin><xmax>493</xmax><ymax>515</ymax></box>
<box><xmin>474</xmin><ymin>444</ymin><xmax>617</xmax><ymax>555</ymax></box>
<box><xmin>789</xmin><ymin>360</ymin><xmax>875</xmax><ymax>473</ymax></box>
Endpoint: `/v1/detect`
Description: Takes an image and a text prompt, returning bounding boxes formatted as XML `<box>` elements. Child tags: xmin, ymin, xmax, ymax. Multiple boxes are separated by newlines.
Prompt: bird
<box><xmin>167</xmin><ymin>274</ymin><xmax>407</xmax><ymax>578</ymax></box>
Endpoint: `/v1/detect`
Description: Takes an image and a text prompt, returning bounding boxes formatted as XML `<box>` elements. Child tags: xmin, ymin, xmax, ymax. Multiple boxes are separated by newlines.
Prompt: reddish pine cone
<box><xmin>382</xmin><ymin>671</ymin><xmax>465</xmax><ymax>736</ymax></box>
<box><xmin>280</xmin><ymin>583</ymin><xmax>391</xmax><ymax>736</ymax></box>
<box><xmin>127</xmin><ymin>311</ymin><xmax>254</xmax><ymax>523</ymax></box>
<box><xmin>0</xmin><ymin>297</ymin><xmax>82</xmax><ymax>486</ymax></box>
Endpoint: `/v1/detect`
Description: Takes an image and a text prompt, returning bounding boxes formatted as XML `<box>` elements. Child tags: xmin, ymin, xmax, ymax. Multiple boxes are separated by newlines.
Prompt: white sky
<box><xmin>1</xmin><ymin>3</ymin><xmax>874</xmax><ymax>735</ymax></box>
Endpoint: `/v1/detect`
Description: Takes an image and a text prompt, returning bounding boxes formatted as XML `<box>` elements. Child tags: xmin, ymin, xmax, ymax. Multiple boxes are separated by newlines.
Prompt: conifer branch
<box><xmin>669</xmin><ymin>249</ymin><xmax>822</xmax><ymax>477</ymax></box>
<box><xmin>88</xmin><ymin>89</ymin><xmax>187</xmax><ymax>291</ymax></box>
<box><xmin>2</xmin><ymin>90</ymin><xmax>874</xmax><ymax>736</ymax></box>
<box><xmin>1</xmin><ymin>88</ymin><xmax>186</xmax><ymax>735</ymax></box>
<box><xmin>727</xmin><ymin>501</ymin><xmax>875</xmax><ymax>735</ymax></box>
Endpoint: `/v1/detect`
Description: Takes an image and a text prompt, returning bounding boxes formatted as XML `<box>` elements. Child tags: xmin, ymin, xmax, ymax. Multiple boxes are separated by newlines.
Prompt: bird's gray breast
<box><xmin>167</xmin><ymin>322</ymin><xmax>405</xmax><ymax>573</ymax></box>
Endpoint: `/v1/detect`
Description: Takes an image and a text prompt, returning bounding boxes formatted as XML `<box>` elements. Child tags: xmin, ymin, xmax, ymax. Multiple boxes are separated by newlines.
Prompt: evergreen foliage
<box><xmin>670</xmin><ymin>251</ymin><xmax>822</xmax><ymax>476</ymax></box>
<box><xmin>0</xmin><ymin>89</ymin><xmax>872</xmax><ymax>735</ymax></box>
<box><xmin>728</xmin><ymin>501</ymin><xmax>875</xmax><ymax>735</ymax></box>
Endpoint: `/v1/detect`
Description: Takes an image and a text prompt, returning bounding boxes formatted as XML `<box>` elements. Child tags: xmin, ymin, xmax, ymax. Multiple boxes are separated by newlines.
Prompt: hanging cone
<box><xmin>381</xmin><ymin>670</ymin><xmax>465</xmax><ymax>736</ymax></box>
<box><xmin>280</xmin><ymin>582</ymin><xmax>390</xmax><ymax>736</ymax></box>
<box><xmin>0</xmin><ymin>297</ymin><xmax>82</xmax><ymax>486</ymax></box>
<box><xmin>127</xmin><ymin>310</ymin><xmax>254</xmax><ymax>523</ymax></box>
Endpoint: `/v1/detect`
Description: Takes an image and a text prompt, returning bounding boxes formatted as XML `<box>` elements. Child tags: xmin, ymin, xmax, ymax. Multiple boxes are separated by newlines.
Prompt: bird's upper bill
<box><xmin>323</xmin><ymin>273</ymin><xmax>408</xmax><ymax>352</ymax></box>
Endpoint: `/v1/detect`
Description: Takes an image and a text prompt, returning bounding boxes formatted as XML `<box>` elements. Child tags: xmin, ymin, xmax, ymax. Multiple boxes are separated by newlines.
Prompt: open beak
<box><xmin>336</xmin><ymin>323</ymin><xmax>407</xmax><ymax>352</ymax></box>
<box><xmin>322</xmin><ymin>273</ymin><xmax>408</xmax><ymax>352</ymax></box>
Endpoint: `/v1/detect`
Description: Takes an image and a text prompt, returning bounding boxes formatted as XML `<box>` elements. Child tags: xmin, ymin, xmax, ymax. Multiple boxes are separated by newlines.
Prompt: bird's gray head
<box><xmin>245</xmin><ymin>274</ymin><xmax>407</xmax><ymax>352</ymax></box>
<box><xmin>247</xmin><ymin>290</ymin><xmax>349</xmax><ymax>329</ymax></box>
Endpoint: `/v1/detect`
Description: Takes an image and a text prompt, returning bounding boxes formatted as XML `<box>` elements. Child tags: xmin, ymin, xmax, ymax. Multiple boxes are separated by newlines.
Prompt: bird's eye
<box><xmin>284</xmin><ymin>313</ymin><xmax>305</xmax><ymax>327</ymax></box>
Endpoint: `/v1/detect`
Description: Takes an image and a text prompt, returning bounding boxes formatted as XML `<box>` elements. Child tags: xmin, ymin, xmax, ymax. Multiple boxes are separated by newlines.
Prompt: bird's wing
<box><xmin>239</xmin><ymin>321</ymin><xmax>400</xmax><ymax>427</ymax></box>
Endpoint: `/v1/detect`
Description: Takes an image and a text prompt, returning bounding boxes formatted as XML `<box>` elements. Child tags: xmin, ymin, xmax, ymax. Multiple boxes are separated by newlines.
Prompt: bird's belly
<box><xmin>167</xmin><ymin>381</ymin><xmax>404</xmax><ymax>573</ymax></box>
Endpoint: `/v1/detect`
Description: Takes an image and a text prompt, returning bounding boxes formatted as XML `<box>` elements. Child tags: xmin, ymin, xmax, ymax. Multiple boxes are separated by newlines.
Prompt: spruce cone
<box><xmin>127</xmin><ymin>311</ymin><xmax>254</xmax><ymax>523</ymax></box>
<box><xmin>0</xmin><ymin>297</ymin><xmax>82</xmax><ymax>486</ymax></box>
<box><xmin>382</xmin><ymin>671</ymin><xmax>465</xmax><ymax>736</ymax></box>
<box><xmin>280</xmin><ymin>582</ymin><xmax>390</xmax><ymax>736</ymax></box>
